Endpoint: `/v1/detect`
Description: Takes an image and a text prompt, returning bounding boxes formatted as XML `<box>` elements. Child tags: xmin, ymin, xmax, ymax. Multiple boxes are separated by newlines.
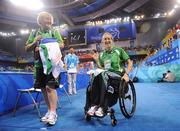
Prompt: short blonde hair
<box><xmin>101</xmin><ymin>32</ymin><xmax>113</xmax><ymax>42</ymax></box>
<box><xmin>37</xmin><ymin>12</ymin><xmax>53</xmax><ymax>26</ymax></box>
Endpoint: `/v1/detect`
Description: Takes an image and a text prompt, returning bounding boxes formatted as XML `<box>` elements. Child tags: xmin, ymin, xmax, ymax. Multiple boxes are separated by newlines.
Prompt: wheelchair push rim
<box><xmin>119</xmin><ymin>80</ymin><xmax>136</xmax><ymax>118</ymax></box>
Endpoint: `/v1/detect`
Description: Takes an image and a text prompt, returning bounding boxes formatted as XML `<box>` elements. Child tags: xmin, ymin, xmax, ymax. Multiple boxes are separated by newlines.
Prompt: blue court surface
<box><xmin>0</xmin><ymin>83</ymin><xmax>180</xmax><ymax>131</ymax></box>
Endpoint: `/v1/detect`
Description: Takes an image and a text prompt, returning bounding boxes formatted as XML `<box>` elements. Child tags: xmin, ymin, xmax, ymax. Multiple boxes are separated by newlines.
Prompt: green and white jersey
<box><xmin>26</xmin><ymin>28</ymin><xmax>63</xmax><ymax>44</ymax></box>
<box><xmin>26</xmin><ymin>28</ymin><xmax>63</xmax><ymax>68</ymax></box>
<box><xmin>99</xmin><ymin>47</ymin><xmax>129</xmax><ymax>73</ymax></box>
<box><xmin>39</xmin><ymin>38</ymin><xmax>64</xmax><ymax>78</ymax></box>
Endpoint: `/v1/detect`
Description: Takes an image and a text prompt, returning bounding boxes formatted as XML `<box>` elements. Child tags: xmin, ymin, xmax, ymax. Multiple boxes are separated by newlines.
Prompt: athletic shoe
<box><xmin>95</xmin><ymin>107</ymin><xmax>104</xmax><ymax>117</ymax></box>
<box><xmin>73</xmin><ymin>91</ymin><xmax>77</xmax><ymax>95</ymax></box>
<box><xmin>87</xmin><ymin>106</ymin><xmax>97</xmax><ymax>116</ymax></box>
<box><xmin>41</xmin><ymin>112</ymin><xmax>50</xmax><ymax>122</ymax></box>
<box><xmin>47</xmin><ymin>112</ymin><xmax>58</xmax><ymax>125</ymax></box>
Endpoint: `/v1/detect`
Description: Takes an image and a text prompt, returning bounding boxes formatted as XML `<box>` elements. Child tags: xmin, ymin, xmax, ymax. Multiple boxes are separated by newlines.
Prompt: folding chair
<box><xmin>58</xmin><ymin>83</ymin><xmax>72</xmax><ymax>108</ymax></box>
<box><xmin>13</xmin><ymin>87</ymin><xmax>42</xmax><ymax>118</ymax></box>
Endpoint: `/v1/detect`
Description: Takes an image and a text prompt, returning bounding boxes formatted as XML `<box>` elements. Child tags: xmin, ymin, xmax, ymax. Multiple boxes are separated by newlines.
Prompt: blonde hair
<box><xmin>37</xmin><ymin>12</ymin><xmax>53</xmax><ymax>26</ymax></box>
<box><xmin>101</xmin><ymin>32</ymin><xmax>113</xmax><ymax>42</ymax></box>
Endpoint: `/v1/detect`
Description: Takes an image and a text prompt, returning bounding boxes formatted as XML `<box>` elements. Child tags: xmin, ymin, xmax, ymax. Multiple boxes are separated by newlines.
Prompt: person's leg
<box><xmin>68</xmin><ymin>73</ymin><xmax>73</xmax><ymax>94</ymax></box>
<box><xmin>46</xmin><ymin>86</ymin><xmax>58</xmax><ymax>112</ymax></box>
<box><xmin>46</xmin><ymin>73</ymin><xmax>59</xmax><ymax>112</ymax></box>
<box><xmin>41</xmin><ymin>87</ymin><xmax>50</xmax><ymax>110</ymax></box>
<box><xmin>87</xmin><ymin>75</ymin><xmax>100</xmax><ymax>116</ymax></box>
<box><xmin>72</xmin><ymin>73</ymin><xmax>77</xmax><ymax>94</ymax></box>
<box><xmin>40</xmin><ymin>87</ymin><xmax>51</xmax><ymax>122</ymax></box>
<box><xmin>87</xmin><ymin>73</ymin><xmax>107</xmax><ymax>116</ymax></box>
<box><xmin>95</xmin><ymin>72</ymin><xmax>121</xmax><ymax>117</ymax></box>
<box><xmin>94</xmin><ymin>73</ymin><xmax>107</xmax><ymax>117</ymax></box>
<box><xmin>91</xmin><ymin>74</ymin><xmax>102</xmax><ymax>105</ymax></box>
<box><xmin>46</xmin><ymin>86</ymin><xmax>58</xmax><ymax>125</ymax></box>
<box><xmin>42</xmin><ymin>73</ymin><xmax>59</xmax><ymax>125</ymax></box>
<box><xmin>35</xmin><ymin>67</ymin><xmax>51</xmax><ymax>122</ymax></box>
<box><xmin>98</xmin><ymin>73</ymin><xmax>107</xmax><ymax>108</ymax></box>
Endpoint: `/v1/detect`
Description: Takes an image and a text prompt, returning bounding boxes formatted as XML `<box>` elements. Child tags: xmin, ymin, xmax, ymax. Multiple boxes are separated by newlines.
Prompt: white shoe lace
<box><xmin>41</xmin><ymin>112</ymin><xmax>49</xmax><ymax>122</ymax></box>
<box><xmin>87</xmin><ymin>106</ymin><xmax>97</xmax><ymax>115</ymax></box>
<box><xmin>95</xmin><ymin>107</ymin><xmax>104</xmax><ymax>117</ymax></box>
<box><xmin>47</xmin><ymin>112</ymin><xmax>58</xmax><ymax>125</ymax></box>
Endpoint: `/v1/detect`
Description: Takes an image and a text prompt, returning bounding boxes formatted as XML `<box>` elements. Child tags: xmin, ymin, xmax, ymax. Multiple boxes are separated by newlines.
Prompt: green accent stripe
<box><xmin>40</xmin><ymin>45</ymin><xmax>52</xmax><ymax>74</ymax></box>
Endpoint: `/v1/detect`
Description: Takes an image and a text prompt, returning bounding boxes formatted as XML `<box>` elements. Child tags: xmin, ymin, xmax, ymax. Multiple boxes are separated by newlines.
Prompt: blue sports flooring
<box><xmin>0</xmin><ymin>83</ymin><xmax>180</xmax><ymax>131</ymax></box>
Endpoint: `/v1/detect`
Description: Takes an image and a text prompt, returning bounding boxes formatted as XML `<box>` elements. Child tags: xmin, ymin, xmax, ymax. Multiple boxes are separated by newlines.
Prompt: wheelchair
<box><xmin>84</xmin><ymin>71</ymin><xmax>136</xmax><ymax>126</ymax></box>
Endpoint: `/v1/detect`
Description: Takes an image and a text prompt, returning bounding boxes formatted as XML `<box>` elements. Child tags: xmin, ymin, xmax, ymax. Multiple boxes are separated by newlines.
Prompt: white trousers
<box><xmin>67</xmin><ymin>73</ymin><xmax>77</xmax><ymax>94</ymax></box>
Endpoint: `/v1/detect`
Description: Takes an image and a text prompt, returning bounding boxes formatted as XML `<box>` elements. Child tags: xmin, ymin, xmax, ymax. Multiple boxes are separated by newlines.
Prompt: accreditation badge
<box><xmin>104</xmin><ymin>59</ymin><xmax>111</xmax><ymax>70</ymax></box>
<box><xmin>70</xmin><ymin>63</ymin><xmax>75</xmax><ymax>68</ymax></box>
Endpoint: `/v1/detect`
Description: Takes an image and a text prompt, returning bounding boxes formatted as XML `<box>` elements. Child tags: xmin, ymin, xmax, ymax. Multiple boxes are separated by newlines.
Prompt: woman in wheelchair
<box><xmin>85</xmin><ymin>32</ymin><xmax>133</xmax><ymax>118</ymax></box>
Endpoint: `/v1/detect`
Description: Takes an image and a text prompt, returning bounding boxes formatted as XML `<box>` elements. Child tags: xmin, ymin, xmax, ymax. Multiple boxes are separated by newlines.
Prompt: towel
<box><xmin>39</xmin><ymin>38</ymin><xmax>64</xmax><ymax>78</ymax></box>
<box><xmin>87</xmin><ymin>68</ymin><xmax>105</xmax><ymax>76</ymax></box>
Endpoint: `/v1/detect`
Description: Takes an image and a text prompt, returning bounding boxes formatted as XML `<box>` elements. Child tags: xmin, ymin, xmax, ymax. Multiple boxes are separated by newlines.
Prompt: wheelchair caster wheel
<box><xmin>111</xmin><ymin>119</ymin><xmax>117</xmax><ymax>126</ymax></box>
<box><xmin>85</xmin><ymin>114</ymin><xmax>91</xmax><ymax>121</ymax></box>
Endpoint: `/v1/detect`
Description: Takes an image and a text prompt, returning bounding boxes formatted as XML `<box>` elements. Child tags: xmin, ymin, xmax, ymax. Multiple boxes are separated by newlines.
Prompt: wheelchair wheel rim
<box><xmin>119</xmin><ymin>80</ymin><xmax>136</xmax><ymax>118</ymax></box>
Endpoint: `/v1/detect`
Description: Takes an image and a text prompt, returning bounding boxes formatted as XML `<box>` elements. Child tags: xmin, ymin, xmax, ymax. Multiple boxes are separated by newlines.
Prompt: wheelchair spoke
<box><xmin>119</xmin><ymin>80</ymin><xmax>136</xmax><ymax>118</ymax></box>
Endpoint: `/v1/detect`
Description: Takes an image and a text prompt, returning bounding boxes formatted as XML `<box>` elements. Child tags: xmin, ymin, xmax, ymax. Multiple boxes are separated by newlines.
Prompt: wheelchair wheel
<box><xmin>119</xmin><ymin>80</ymin><xmax>136</xmax><ymax>118</ymax></box>
<box><xmin>111</xmin><ymin>119</ymin><xmax>117</xmax><ymax>126</ymax></box>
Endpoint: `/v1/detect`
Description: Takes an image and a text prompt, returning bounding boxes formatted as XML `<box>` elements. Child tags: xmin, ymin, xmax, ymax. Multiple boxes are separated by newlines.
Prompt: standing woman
<box><xmin>25</xmin><ymin>12</ymin><xmax>64</xmax><ymax>125</ymax></box>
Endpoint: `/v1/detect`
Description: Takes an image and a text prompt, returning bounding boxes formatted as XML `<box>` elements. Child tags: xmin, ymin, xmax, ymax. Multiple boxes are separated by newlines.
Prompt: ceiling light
<box><xmin>20</xmin><ymin>29</ymin><xmax>29</xmax><ymax>35</ymax></box>
<box><xmin>123</xmin><ymin>17</ymin><xmax>127</xmax><ymax>22</ymax></box>
<box><xmin>156</xmin><ymin>13</ymin><xmax>160</xmax><ymax>18</ymax></box>
<box><xmin>168</xmin><ymin>9</ymin><xmax>175</xmax><ymax>16</ymax></box>
<box><xmin>141</xmin><ymin>15</ymin><xmax>144</xmax><ymax>18</ymax></box>
<box><xmin>9</xmin><ymin>0</ymin><xmax>44</xmax><ymax>10</ymax></box>
<box><xmin>134</xmin><ymin>15</ymin><xmax>138</xmax><ymax>19</ymax></box>
<box><xmin>0</xmin><ymin>31</ymin><xmax>16</xmax><ymax>37</ymax></box>
<box><xmin>174</xmin><ymin>5</ymin><xmax>178</xmax><ymax>8</ymax></box>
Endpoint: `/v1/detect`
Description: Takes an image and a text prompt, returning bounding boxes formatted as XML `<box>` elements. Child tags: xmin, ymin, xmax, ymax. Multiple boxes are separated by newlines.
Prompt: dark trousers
<box><xmin>90</xmin><ymin>71</ymin><xmax>122</xmax><ymax>111</ymax></box>
<box><xmin>91</xmin><ymin>73</ymin><xmax>107</xmax><ymax>108</ymax></box>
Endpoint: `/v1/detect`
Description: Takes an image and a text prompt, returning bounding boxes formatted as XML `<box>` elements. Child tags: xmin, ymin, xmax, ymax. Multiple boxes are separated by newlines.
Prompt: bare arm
<box><xmin>25</xmin><ymin>35</ymin><xmax>42</xmax><ymax>52</ymax></box>
<box><xmin>122</xmin><ymin>59</ymin><xmax>133</xmax><ymax>82</ymax></box>
<box><xmin>92</xmin><ymin>52</ymin><xmax>103</xmax><ymax>69</ymax></box>
<box><xmin>25</xmin><ymin>41</ymin><xmax>37</xmax><ymax>52</ymax></box>
<box><xmin>126</xmin><ymin>59</ymin><xmax>133</xmax><ymax>74</ymax></box>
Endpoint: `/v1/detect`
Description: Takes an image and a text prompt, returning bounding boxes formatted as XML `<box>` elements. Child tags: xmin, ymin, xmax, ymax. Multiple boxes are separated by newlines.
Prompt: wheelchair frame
<box><xmin>84</xmin><ymin>79</ymin><xmax>136</xmax><ymax>126</ymax></box>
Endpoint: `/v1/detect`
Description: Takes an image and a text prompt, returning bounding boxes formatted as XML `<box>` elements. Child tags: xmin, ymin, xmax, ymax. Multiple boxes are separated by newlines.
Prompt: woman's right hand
<box><xmin>92</xmin><ymin>52</ymin><xmax>99</xmax><ymax>61</ymax></box>
<box><xmin>35</xmin><ymin>35</ymin><xmax>42</xmax><ymax>43</ymax></box>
